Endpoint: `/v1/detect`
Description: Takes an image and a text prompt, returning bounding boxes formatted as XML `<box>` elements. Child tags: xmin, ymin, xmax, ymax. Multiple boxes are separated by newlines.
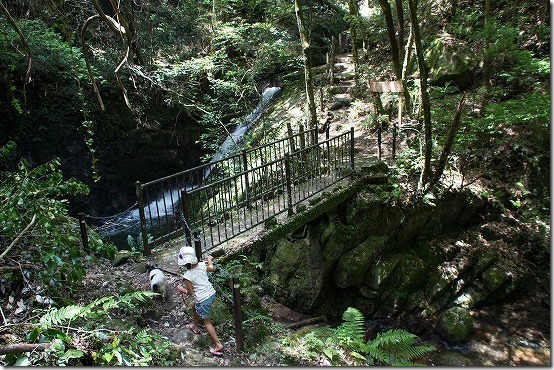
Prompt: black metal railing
<box><xmin>136</xmin><ymin>127</ymin><xmax>354</xmax><ymax>253</ymax></box>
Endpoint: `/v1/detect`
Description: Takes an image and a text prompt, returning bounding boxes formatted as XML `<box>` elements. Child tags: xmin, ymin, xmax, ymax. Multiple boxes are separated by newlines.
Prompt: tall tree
<box><xmin>407</xmin><ymin>0</ymin><xmax>432</xmax><ymax>188</ymax></box>
<box><xmin>348</xmin><ymin>0</ymin><xmax>359</xmax><ymax>85</ymax></box>
<box><xmin>376</xmin><ymin>0</ymin><xmax>411</xmax><ymax>115</ymax></box>
<box><xmin>480</xmin><ymin>0</ymin><xmax>492</xmax><ymax>114</ymax></box>
<box><xmin>294</xmin><ymin>0</ymin><xmax>318</xmax><ymax>130</ymax></box>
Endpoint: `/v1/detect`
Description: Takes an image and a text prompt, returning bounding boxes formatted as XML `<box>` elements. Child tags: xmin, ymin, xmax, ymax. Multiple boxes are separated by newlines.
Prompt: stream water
<box><xmin>90</xmin><ymin>87</ymin><xmax>281</xmax><ymax>249</ymax></box>
<box><xmin>362</xmin><ymin>293</ymin><xmax>550</xmax><ymax>366</ymax></box>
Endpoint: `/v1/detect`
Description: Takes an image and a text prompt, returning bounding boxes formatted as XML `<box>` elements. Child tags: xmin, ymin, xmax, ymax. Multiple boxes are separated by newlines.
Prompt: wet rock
<box><xmin>436</xmin><ymin>306</ymin><xmax>473</xmax><ymax>344</ymax></box>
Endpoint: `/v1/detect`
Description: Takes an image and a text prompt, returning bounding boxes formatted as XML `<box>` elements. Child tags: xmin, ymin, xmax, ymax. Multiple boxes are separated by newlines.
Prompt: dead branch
<box><xmin>0</xmin><ymin>343</ymin><xmax>52</xmax><ymax>355</ymax></box>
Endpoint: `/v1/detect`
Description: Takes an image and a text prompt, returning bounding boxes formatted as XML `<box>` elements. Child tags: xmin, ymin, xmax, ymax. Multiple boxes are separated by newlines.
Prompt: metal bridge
<box><xmin>135</xmin><ymin>125</ymin><xmax>355</xmax><ymax>255</ymax></box>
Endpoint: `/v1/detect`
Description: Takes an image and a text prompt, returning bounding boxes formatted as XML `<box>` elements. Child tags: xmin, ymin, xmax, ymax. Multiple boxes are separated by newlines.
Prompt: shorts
<box><xmin>195</xmin><ymin>293</ymin><xmax>216</xmax><ymax>319</ymax></box>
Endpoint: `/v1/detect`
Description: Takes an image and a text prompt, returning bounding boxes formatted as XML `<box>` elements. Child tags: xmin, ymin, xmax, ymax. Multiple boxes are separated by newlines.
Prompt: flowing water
<box><xmin>90</xmin><ymin>87</ymin><xmax>281</xmax><ymax>248</ymax></box>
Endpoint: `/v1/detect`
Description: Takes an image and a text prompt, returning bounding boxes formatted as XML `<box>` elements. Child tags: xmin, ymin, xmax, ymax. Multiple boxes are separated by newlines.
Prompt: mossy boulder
<box><xmin>265</xmin><ymin>238</ymin><xmax>326</xmax><ymax>311</ymax></box>
<box><xmin>436</xmin><ymin>306</ymin><xmax>473</xmax><ymax>344</ymax></box>
<box><xmin>365</xmin><ymin>254</ymin><xmax>402</xmax><ymax>290</ymax></box>
<box><xmin>334</xmin><ymin>235</ymin><xmax>388</xmax><ymax>288</ymax></box>
<box><xmin>425</xmin><ymin>33</ymin><xmax>478</xmax><ymax>90</ymax></box>
<box><xmin>482</xmin><ymin>265</ymin><xmax>512</xmax><ymax>292</ymax></box>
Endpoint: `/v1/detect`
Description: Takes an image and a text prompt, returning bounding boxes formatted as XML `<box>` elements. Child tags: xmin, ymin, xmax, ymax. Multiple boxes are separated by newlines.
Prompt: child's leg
<box><xmin>186</xmin><ymin>308</ymin><xmax>201</xmax><ymax>333</ymax></box>
<box><xmin>202</xmin><ymin>317</ymin><xmax>224</xmax><ymax>351</ymax></box>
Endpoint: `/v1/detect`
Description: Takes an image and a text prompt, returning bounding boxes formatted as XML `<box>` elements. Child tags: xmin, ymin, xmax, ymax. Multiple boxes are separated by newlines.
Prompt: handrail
<box><xmin>136</xmin><ymin>126</ymin><xmax>353</xmax><ymax>254</ymax></box>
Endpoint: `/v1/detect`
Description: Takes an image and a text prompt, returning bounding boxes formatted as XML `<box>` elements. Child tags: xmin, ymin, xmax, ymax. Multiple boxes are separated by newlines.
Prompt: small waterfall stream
<box><xmin>92</xmin><ymin>86</ymin><xmax>281</xmax><ymax>248</ymax></box>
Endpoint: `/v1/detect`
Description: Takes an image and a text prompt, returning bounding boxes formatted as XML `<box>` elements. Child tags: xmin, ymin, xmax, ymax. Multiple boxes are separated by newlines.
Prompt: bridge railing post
<box><xmin>284</xmin><ymin>153</ymin><xmax>293</xmax><ymax>217</ymax></box>
<box><xmin>350</xmin><ymin>126</ymin><xmax>355</xmax><ymax>173</ymax></box>
<box><xmin>242</xmin><ymin>150</ymin><xmax>250</xmax><ymax>208</ymax></box>
<box><xmin>136</xmin><ymin>181</ymin><xmax>150</xmax><ymax>255</ymax></box>
<box><xmin>180</xmin><ymin>188</ymin><xmax>192</xmax><ymax>245</ymax></box>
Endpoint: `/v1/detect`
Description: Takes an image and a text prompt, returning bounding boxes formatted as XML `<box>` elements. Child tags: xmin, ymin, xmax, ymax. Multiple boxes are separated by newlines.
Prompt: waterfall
<box><xmin>92</xmin><ymin>86</ymin><xmax>281</xmax><ymax>247</ymax></box>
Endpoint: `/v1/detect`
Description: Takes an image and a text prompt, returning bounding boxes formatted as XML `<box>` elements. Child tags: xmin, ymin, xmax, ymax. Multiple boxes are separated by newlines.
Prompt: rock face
<box><xmin>260</xmin><ymin>168</ymin><xmax>543</xmax><ymax>323</ymax></box>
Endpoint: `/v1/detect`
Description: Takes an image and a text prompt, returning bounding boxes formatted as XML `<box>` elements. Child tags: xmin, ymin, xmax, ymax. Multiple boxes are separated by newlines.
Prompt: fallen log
<box><xmin>0</xmin><ymin>343</ymin><xmax>52</xmax><ymax>355</ymax></box>
<box><xmin>285</xmin><ymin>315</ymin><xmax>327</xmax><ymax>330</ymax></box>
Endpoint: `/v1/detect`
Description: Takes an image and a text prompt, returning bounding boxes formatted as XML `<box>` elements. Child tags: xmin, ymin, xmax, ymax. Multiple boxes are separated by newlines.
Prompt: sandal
<box><xmin>186</xmin><ymin>323</ymin><xmax>200</xmax><ymax>334</ymax></box>
<box><xmin>209</xmin><ymin>347</ymin><xmax>224</xmax><ymax>356</ymax></box>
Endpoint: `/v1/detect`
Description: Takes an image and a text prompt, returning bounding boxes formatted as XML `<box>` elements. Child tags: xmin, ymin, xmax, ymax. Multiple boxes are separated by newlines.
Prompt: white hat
<box><xmin>178</xmin><ymin>246</ymin><xmax>198</xmax><ymax>265</ymax></box>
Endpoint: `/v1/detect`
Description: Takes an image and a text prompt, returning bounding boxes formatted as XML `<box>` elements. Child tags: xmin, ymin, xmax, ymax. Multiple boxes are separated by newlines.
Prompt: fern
<box><xmin>39</xmin><ymin>305</ymin><xmax>86</xmax><ymax>329</ymax></box>
<box><xmin>366</xmin><ymin>328</ymin><xmax>434</xmax><ymax>366</ymax></box>
<box><xmin>39</xmin><ymin>291</ymin><xmax>156</xmax><ymax>329</ymax></box>
<box><xmin>333</xmin><ymin>307</ymin><xmax>434</xmax><ymax>366</ymax></box>
<box><xmin>335</xmin><ymin>306</ymin><xmax>366</xmax><ymax>352</ymax></box>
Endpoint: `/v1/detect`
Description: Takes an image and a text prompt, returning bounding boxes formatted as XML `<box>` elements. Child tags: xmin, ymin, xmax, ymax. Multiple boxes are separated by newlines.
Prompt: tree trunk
<box><xmin>394</xmin><ymin>0</ymin><xmax>405</xmax><ymax>60</ymax></box>
<box><xmin>294</xmin><ymin>0</ymin><xmax>318</xmax><ymax>131</ymax></box>
<box><xmin>0</xmin><ymin>2</ymin><xmax>32</xmax><ymax>84</ymax></box>
<box><xmin>481</xmin><ymin>0</ymin><xmax>491</xmax><ymax>114</ymax></box>
<box><xmin>407</xmin><ymin>0</ymin><xmax>432</xmax><ymax>188</ymax></box>
<box><xmin>348</xmin><ymin>0</ymin><xmax>359</xmax><ymax>85</ymax></box>
<box><xmin>428</xmin><ymin>92</ymin><xmax>467</xmax><ymax>189</ymax></box>
<box><xmin>377</xmin><ymin>0</ymin><xmax>411</xmax><ymax>117</ymax></box>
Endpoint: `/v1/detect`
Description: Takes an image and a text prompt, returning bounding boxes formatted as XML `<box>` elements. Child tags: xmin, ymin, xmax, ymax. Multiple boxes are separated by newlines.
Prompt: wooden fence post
<box><xmin>231</xmin><ymin>274</ymin><xmax>244</xmax><ymax>353</ymax></box>
<box><xmin>78</xmin><ymin>212</ymin><xmax>88</xmax><ymax>251</ymax></box>
<box><xmin>135</xmin><ymin>181</ymin><xmax>150</xmax><ymax>255</ymax></box>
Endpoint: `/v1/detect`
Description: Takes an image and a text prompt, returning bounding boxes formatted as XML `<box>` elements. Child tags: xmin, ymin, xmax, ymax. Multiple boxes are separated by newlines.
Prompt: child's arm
<box><xmin>206</xmin><ymin>255</ymin><xmax>215</xmax><ymax>272</ymax></box>
<box><xmin>176</xmin><ymin>284</ymin><xmax>188</xmax><ymax>295</ymax></box>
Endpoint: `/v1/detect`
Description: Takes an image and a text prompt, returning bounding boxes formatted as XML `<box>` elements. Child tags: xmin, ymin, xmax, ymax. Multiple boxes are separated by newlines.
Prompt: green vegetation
<box><xmin>281</xmin><ymin>307</ymin><xmax>434</xmax><ymax>365</ymax></box>
<box><xmin>0</xmin><ymin>0</ymin><xmax>549</xmax><ymax>366</ymax></box>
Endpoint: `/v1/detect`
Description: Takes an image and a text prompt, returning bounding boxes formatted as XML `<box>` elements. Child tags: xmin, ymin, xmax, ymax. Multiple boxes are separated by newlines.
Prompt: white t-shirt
<box><xmin>183</xmin><ymin>262</ymin><xmax>216</xmax><ymax>303</ymax></box>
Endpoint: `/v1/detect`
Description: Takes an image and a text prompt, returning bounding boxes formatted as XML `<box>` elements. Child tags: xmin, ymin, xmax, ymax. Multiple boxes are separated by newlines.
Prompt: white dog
<box><xmin>146</xmin><ymin>265</ymin><xmax>167</xmax><ymax>300</ymax></box>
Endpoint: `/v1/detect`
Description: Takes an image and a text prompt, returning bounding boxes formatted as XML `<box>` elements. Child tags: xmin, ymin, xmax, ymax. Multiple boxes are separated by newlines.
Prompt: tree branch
<box><xmin>0</xmin><ymin>343</ymin><xmax>52</xmax><ymax>355</ymax></box>
<box><xmin>0</xmin><ymin>1</ymin><xmax>32</xmax><ymax>84</ymax></box>
<box><xmin>0</xmin><ymin>214</ymin><xmax>36</xmax><ymax>260</ymax></box>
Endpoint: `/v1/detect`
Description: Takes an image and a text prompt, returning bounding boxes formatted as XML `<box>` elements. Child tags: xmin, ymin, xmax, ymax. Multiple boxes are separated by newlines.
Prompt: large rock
<box><xmin>425</xmin><ymin>33</ymin><xmax>478</xmax><ymax>90</ymax></box>
<box><xmin>334</xmin><ymin>235</ymin><xmax>388</xmax><ymax>288</ymax></box>
<box><xmin>436</xmin><ymin>306</ymin><xmax>473</xmax><ymax>344</ymax></box>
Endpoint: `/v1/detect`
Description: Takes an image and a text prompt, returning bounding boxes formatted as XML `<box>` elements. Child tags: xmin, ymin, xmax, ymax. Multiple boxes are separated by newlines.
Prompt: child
<box><xmin>176</xmin><ymin>246</ymin><xmax>224</xmax><ymax>356</ymax></box>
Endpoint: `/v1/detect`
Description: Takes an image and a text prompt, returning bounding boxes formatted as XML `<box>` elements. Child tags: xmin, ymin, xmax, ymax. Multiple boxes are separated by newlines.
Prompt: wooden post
<box><xmin>231</xmin><ymin>274</ymin><xmax>244</xmax><ymax>352</ymax></box>
<box><xmin>393</xmin><ymin>95</ymin><xmax>402</xmax><ymax>161</ymax></box>
<box><xmin>136</xmin><ymin>181</ymin><xmax>150</xmax><ymax>255</ymax></box>
<box><xmin>284</xmin><ymin>153</ymin><xmax>293</xmax><ymax>217</ymax></box>
<box><xmin>78</xmin><ymin>212</ymin><xmax>88</xmax><ymax>251</ymax></box>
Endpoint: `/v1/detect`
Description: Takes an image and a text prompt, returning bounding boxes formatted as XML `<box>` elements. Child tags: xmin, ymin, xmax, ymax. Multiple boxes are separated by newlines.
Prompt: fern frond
<box><xmin>367</xmin><ymin>328</ymin><xmax>434</xmax><ymax>366</ymax></box>
<box><xmin>39</xmin><ymin>305</ymin><xmax>86</xmax><ymax>329</ymax></box>
<box><xmin>336</xmin><ymin>307</ymin><xmax>366</xmax><ymax>345</ymax></box>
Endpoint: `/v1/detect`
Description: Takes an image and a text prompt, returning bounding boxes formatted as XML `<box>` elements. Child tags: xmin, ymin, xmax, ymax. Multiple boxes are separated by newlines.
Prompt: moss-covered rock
<box><xmin>436</xmin><ymin>306</ymin><xmax>473</xmax><ymax>344</ymax></box>
<box><xmin>334</xmin><ymin>235</ymin><xmax>388</xmax><ymax>288</ymax></box>
<box><xmin>481</xmin><ymin>265</ymin><xmax>512</xmax><ymax>292</ymax></box>
<box><xmin>365</xmin><ymin>254</ymin><xmax>402</xmax><ymax>290</ymax></box>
